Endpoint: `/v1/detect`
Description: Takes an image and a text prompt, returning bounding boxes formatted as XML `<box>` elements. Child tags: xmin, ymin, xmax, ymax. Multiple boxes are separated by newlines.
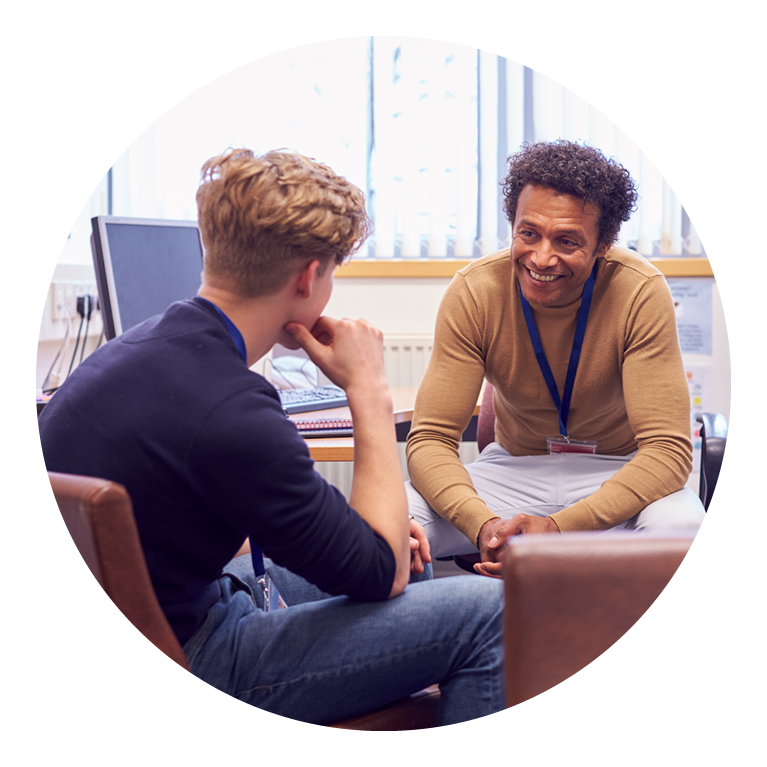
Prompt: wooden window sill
<box><xmin>336</xmin><ymin>257</ymin><xmax>713</xmax><ymax>279</ymax></box>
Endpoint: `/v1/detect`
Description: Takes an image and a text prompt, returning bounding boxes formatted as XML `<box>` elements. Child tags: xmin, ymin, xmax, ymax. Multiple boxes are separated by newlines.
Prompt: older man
<box><xmin>406</xmin><ymin>140</ymin><xmax>704</xmax><ymax>576</ymax></box>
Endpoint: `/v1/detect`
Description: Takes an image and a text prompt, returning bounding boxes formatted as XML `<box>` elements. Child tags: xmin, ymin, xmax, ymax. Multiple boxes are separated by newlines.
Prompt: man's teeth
<box><xmin>530</xmin><ymin>271</ymin><xmax>560</xmax><ymax>282</ymax></box>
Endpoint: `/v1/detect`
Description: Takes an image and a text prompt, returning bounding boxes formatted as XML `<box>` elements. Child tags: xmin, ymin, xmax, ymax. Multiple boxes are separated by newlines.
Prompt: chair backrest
<box><xmin>49</xmin><ymin>472</ymin><xmax>189</xmax><ymax>669</ymax></box>
<box><xmin>503</xmin><ymin>531</ymin><xmax>693</xmax><ymax>706</ymax></box>
<box><xmin>477</xmin><ymin>382</ymin><xmax>496</xmax><ymax>453</ymax></box>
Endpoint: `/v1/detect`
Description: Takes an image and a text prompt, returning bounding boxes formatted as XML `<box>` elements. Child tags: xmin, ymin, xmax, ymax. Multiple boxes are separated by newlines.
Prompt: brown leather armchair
<box><xmin>502</xmin><ymin>530</ymin><xmax>695</xmax><ymax>706</ymax></box>
<box><xmin>48</xmin><ymin>471</ymin><xmax>439</xmax><ymax>730</ymax></box>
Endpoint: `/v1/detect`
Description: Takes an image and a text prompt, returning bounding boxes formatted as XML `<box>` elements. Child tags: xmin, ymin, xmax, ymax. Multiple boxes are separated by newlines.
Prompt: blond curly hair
<box><xmin>196</xmin><ymin>148</ymin><xmax>372</xmax><ymax>297</ymax></box>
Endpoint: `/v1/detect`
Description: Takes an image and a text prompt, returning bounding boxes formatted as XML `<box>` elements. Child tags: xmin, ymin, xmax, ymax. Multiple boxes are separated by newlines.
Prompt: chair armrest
<box><xmin>503</xmin><ymin>531</ymin><xmax>694</xmax><ymax>706</ymax></box>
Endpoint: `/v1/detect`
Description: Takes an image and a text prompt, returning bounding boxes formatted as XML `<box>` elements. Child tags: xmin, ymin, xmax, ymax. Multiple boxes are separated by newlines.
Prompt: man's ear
<box><xmin>595</xmin><ymin>242</ymin><xmax>610</xmax><ymax>259</ymax></box>
<box><xmin>295</xmin><ymin>260</ymin><xmax>322</xmax><ymax>298</ymax></box>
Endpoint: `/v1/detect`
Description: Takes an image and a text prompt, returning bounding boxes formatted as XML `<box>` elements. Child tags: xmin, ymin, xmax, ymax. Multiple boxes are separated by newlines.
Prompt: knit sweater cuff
<box><xmin>448</xmin><ymin>499</ymin><xmax>500</xmax><ymax>549</ymax></box>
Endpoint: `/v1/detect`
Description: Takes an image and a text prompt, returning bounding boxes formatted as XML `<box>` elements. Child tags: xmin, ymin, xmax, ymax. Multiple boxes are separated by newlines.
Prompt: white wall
<box><xmin>37</xmin><ymin>267</ymin><xmax>731</xmax><ymax>428</ymax></box>
<box><xmin>327</xmin><ymin>276</ymin><xmax>452</xmax><ymax>336</ymax></box>
<box><xmin>328</xmin><ymin>274</ymin><xmax>731</xmax><ymax>421</ymax></box>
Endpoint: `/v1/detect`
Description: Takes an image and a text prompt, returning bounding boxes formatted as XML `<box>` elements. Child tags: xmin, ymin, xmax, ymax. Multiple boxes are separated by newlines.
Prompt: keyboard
<box><xmin>293</xmin><ymin>417</ymin><xmax>353</xmax><ymax>438</ymax></box>
<box><xmin>278</xmin><ymin>385</ymin><xmax>349</xmax><ymax>414</ymax></box>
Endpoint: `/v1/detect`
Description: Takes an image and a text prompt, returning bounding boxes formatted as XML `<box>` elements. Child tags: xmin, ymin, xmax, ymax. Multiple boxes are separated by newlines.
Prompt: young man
<box><xmin>406</xmin><ymin>140</ymin><xmax>705</xmax><ymax>577</ymax></box>
<box><xmin>39</xmin><ymin>148</ymin><xmax>504</xmax><ymax>725</ymax></box>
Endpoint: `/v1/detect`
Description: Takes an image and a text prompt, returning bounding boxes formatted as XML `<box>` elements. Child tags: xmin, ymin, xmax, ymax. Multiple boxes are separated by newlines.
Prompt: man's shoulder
<box><xmin>453</xmin><ymin>251</ymin><xmax>512</xmax><ymax>302</ymax></box>
<box><xmin>80</xmin><ymin>297</ymin><xmax>276</xmax><ymax>420</ymax></box>
<box><xmin>120</xmin><ymin>297</ymin><xmax>220</xmax><ymax>343</ymax></box>
<box><xmin>601</xmin><ymin>246</ymin><xmax>664</xmax><ymax>282</ymax></box>
<box><xmin>457</xmin><ymin>249</ymin><xmax>511</xmax><ymax>279</ymax></box>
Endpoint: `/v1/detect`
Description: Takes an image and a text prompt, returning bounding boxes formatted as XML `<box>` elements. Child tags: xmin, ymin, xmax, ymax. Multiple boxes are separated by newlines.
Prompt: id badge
<box><xmin>547</xmin><ymin>436</ymin><xmax>598</xmax><ymax>455</ymax></box>
<box><xmin>257</xmin><ymin>574</ymin><xmax>288</xmax><ymax>612</ymax></box>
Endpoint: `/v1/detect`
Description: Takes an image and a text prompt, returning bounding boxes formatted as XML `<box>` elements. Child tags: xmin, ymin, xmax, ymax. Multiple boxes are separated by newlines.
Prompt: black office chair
<box><xmin>695</xmin><ymin>411</ymin><xmax>728</xmax><ymax>511</ymax></box>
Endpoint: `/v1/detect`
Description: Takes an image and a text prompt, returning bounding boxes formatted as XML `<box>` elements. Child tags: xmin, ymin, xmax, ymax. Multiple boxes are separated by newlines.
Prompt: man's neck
<box><xmin>198</xmin><ymin>283</ymin><xmax>286</xmax><ymax>367</ymax></box>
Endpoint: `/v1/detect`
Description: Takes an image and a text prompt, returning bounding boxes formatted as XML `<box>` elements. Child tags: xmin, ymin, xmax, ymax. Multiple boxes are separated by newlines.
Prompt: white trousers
<box><xmin>406</xmin><ymin>442</ymin><xmax>706</xmax><ymax>559</ymax></box>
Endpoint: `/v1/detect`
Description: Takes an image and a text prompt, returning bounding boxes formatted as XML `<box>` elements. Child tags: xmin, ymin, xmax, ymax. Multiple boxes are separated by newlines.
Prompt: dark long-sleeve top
<box><xmin>39</xmin><ymin>298</ymin><xmax>395</xmax><ymax>644</ymax></box>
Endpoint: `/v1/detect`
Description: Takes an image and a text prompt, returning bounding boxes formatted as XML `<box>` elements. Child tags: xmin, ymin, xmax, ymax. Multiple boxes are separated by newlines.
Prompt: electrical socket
<box><xmin>50</xmin><ymin>280</ymin><xmax>98</xmax><ymax>321</ymax></box>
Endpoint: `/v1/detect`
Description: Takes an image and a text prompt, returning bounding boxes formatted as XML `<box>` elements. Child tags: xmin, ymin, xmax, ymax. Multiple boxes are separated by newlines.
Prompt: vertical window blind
<box><xmin>366</xmin><ymin>37</ymin><xmax>704</xmax><ymax>260</ymax></box>
<box><xmin>64</xmin><ymin>37</ymin><xmax>704</xmax><ymax>266</ymax></box>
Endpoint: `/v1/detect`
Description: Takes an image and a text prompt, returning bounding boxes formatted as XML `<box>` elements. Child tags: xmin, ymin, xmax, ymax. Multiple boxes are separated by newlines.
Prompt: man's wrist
<box><xmin>476</xmin><ymin>516</ymin><xmax>501</xmax><ymax>549</ymax></box>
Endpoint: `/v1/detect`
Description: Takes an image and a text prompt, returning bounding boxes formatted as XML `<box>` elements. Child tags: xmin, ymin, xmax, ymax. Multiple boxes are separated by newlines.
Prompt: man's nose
<box><xmin>530</xmin><ymin>240</ymin><xmax>559</xmax><ymax>270</ymax></box>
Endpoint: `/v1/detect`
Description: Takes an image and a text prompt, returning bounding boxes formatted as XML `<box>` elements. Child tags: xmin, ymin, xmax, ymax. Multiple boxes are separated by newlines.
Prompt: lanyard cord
<box><xmin>519</xmin><ymin>261</ymin><xmax>597</xmax><ymax>439</ymax></box>
<box><xmin>199</xmin><ymin>299</ymin><xmax>248</xmax><ymax>365</ymax></box>
<box><xmin>196</xmin><ymin>297</ymin><xmax>265</xmax><ymax>576</ymax></box>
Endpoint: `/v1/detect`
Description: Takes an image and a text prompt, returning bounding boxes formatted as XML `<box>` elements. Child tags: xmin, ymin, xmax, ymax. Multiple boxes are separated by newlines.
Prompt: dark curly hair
<box><xmin>502</xmin><ymin>140</ymin><xmax>638</xmax><ymax>248</ymax></box>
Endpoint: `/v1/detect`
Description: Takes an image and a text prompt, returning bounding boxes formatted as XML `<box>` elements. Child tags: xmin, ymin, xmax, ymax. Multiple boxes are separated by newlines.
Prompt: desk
<box><xmin>291</xmin><ymin>387</ymin><xmax>481</xmax><ymax>462</ymax></box>
<box><xmin>37</xmin><ymin>386</ymin><xmax>468</xmax><ymax>462</ymax></box>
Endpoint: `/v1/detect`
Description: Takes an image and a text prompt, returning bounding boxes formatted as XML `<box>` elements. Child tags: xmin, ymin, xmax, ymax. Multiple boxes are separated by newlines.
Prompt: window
<box><xmin>60</xmin><ymin>36</ymin><xmax>705</xmax><ymax>267</ymax></box>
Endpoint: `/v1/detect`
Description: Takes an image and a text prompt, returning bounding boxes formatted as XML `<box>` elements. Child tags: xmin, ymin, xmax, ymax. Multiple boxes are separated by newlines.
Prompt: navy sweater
<box><xmin>39</xmin><ymin>298</ymin><xmax>395</xmax><ymax>644</ymax></box>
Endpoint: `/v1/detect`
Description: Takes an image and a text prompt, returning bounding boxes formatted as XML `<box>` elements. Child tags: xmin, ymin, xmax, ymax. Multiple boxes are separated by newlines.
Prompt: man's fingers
<box><xmin>409</xmin><ymin>537</ymin><xmax>424</xmax><ymax>574</ymax></box>
<box><xmin>284</xmin><ymin>322</ymin><xmax>314</xmax><ymax>348</ymax></box>
<box><xmin>285</xmin><ymin>322</ymin><xmax>332</xmax><ymax>366</ymax></box>
<box><xmin>409</xmin><ymin>536</ymin><xmax>430</xmax><ymax>565</ymax></box>
<box><xmin>307</xmin><ymin>315</ymin><xmax>337</xmax><ymax>344</ymax></box>
<box><xmin>409</xmin><ymin>520</ymin><xmax>432</xmax><ymax>563</ymax></box>
<box><xmin>473</xmin><ymin>561</ymin><xmax>503</xmax><ymax>578</ymax></box>
<box><xmin>488</xmin><ymin>516</ymin><xmax>529</xmax><ymax>547</ymax></box>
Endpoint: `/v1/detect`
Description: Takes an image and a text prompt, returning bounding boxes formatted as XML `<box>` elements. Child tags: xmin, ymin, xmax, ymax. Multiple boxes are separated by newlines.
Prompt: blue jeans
<box><xmin>183</xmin><ymin>556</ymin><xmax>504</xmax><ymax>726</ymax></box>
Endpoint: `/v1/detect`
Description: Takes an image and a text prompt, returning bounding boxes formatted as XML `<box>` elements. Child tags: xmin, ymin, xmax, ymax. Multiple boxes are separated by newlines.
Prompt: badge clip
<box><xmin>546</xmin><ymin>435</ymin><xmax>597</xmax><ymax>454</ymax></box>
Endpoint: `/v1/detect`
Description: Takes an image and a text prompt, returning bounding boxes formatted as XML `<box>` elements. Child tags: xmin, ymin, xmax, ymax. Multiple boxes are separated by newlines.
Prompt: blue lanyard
<box><xmin>518</xmin><ymin>262</ymin><xmax>597</xmax><ymax>439</ymax></box>
<box><xmin>196</xmin><ymin>297</ymin><xmax>265</xmax><ymax>576</ymax></box>
<box><xmin>197</xmin><ymin>298</ymin><xmax>248</xmax><ymax>365</ymax></box>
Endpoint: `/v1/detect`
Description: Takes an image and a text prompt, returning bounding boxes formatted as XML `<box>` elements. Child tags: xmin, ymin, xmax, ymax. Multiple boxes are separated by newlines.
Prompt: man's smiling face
<box><xmin>511</xmin><ymin>184</ymin><xmax>609</xmax><ymax>309</ymax></box>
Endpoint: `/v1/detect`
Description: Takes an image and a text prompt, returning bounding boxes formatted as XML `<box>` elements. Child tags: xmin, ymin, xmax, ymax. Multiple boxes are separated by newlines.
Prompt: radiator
<box><xmin>314</xmin><ymin>334</ymin><xmax>479</xmax><ymax>498</ymax></box>
<box><xmin>382</xmin><ymin>334</ymin><xmax>434</xmax><ymax>388</ymax></box>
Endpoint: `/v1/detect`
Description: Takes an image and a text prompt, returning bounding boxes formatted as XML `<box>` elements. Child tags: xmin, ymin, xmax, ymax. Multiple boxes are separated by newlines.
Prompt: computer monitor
<box><xmin>90</xmin><ymin>216</ymin><xmax>204</xmax><ymax>340</ymax></box>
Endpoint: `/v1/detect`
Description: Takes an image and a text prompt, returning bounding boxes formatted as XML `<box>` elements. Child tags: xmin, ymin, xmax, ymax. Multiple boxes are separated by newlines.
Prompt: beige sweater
<box><xmin>406</xmin><ymin>247</ymin><xmax>693</xmax><ymax>546</ymax></box>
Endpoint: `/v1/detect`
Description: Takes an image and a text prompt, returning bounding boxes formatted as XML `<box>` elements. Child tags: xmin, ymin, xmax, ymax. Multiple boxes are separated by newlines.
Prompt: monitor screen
<box><xmin>91</xmin><ymin>216</ymin><xmax>204</xmax><ymax>340</ymax></box>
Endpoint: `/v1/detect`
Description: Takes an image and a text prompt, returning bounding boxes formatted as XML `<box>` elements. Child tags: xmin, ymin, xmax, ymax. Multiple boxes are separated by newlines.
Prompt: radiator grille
<box><xmin>382</xmin><ymin>335</ymin><xmax>434</xmax><ymax>388</ymax></box>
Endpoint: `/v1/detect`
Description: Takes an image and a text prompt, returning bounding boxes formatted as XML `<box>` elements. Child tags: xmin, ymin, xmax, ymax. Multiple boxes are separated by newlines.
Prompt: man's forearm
<box><xmin>347</xmin><ymin>384</ymin><xmax>410</xmax><ymax>597</ymax></box>
<box><xmin>407</xmin><ymin>432</ymin><xmax>498</xmax><ymax>546</ymax></box>
<box><xmin>284</xmin><ymin>316</ymin><xmax>410</xmax><ymax>596</ymax></box>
